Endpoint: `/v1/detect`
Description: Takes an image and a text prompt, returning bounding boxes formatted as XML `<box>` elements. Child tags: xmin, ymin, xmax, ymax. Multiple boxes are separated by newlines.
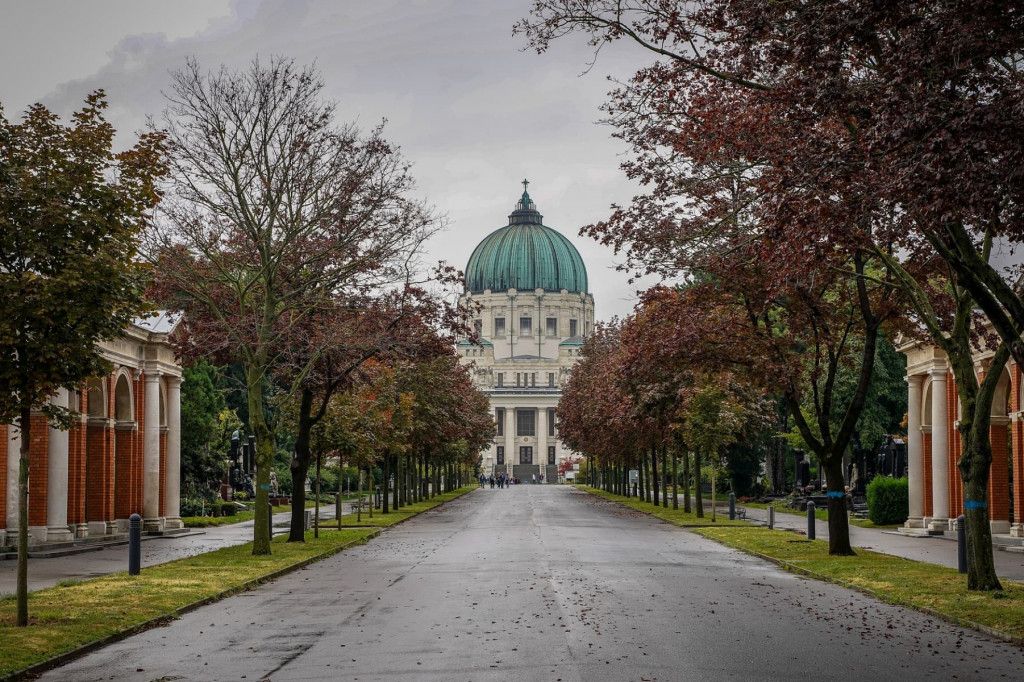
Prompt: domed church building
<box><xmin>458</xmin><ymin>182</ymin><xmax>595</xmax><ymax>482</ymax></box>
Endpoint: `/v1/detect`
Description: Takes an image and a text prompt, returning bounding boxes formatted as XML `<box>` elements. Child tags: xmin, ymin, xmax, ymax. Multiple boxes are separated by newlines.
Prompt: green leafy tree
<box><xmin>0</xmin><ymin>93</ymin><xmax>165</xmax><ymax>626</ymax></box>
<box><xmin>180</xmin><ymin>361</ymin><xmax>238</xmax><ymax>499</ymax></box>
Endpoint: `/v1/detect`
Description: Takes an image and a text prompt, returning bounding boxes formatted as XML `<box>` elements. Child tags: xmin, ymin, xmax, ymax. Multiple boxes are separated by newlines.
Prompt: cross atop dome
<box><xmin>515</xmin><ymin>179</ymin><xmax>537</xmax><ymax>215</ymax></box>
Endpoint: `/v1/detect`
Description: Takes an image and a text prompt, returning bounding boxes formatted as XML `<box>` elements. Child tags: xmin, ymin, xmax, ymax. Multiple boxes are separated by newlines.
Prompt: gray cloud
<box><xmin>3</xmin><ymin>0</ymin><xmax>659</xmax><ymax>319</ymax></box>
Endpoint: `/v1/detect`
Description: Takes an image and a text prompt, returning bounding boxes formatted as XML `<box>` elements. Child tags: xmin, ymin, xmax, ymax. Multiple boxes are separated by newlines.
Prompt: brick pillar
<box><xmin>67</xmin><ymin>418</ymin><xmax>87</xmax><ymax>528</ymax></box>
<box><xmin>1013</xmin><ymin>364</ymin><xmax>1024</xmax><ymax>537</ymax></box>
<box><xmin>28</xmin><ymin>414</ymin><xmax>49</xmax><ymax>540</ymax></box>
<box><xmin>0</xmin><ymin>425</ymin><xmax>6</xmax><ymax>544</ymax></box>
<box><xmin>947</xmin><ymin>373</ymin><xmax>960</xmax><ymax>520</ymax></box>
<box><xmin>990</xmin><ymin>421</ymin><xmax>1011</xmax><ymax>534</ymax></box>
<box><xmin>114</xmin><ymin>423</ymin><xmax>135</xmax><ymax>520</ymax></box>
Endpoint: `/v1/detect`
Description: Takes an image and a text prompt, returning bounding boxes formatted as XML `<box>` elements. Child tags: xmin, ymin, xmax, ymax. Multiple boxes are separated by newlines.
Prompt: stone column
<box><xmin>905</xmin><ymin>375</ymin><xmax>925</xmax><ymax>529</ymax></box>
<box><xmin>6</xmin><ymin>425</ymin><xmax>19</xmax><ymax>533</ymax></box>
<box><xmin>142</xmin><ymin>372</ymin><xmax>163</xmax><ymax>531</ymax></box>
<box><xmin>164</xmin><ymin>375</ymin><xmax>183</xmax><ymax>529</ymax></box>
<box><xmin>929</xmin><ymin>368</ymin><xmax>950</xmax><ymax>531</ymax></box>
<box><xmin>505</xmin><ymin>407</ymin><xmax>515</xmax><ymax>468</ymax></box>
<box><xmin>537</xmin><ymin>406</ymin><xmax>548</xmax><ymax>481</ymax></box>
<box><xmin>46</xmin><ymin>388</ymin><xmax>73</xmax><ymax>542</ymax></box>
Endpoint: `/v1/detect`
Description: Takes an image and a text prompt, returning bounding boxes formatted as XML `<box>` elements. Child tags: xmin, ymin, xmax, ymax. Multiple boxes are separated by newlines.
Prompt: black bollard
<box><xmin>807</xmin><ymin>501</ymin><xmax>816</xmax><ymax>540</ymax></box>
<box><xmin>957</xmin><ymin>514</ymin><xmax>967</xmax><ymax>574</ymax></box>
<box><xmin>128</xmin><ymin>513</ymin><xmax>142</xmax><ymax>576</ymax></box>
<box><xmin>768</xmin><ymin>505</ymin><xmax>775</xmax><ymax>530</ymax></box>
<box><xmin>728</xmin><ymin>492</ymin><xmax>736</xmax><ymax>521</ymax></box>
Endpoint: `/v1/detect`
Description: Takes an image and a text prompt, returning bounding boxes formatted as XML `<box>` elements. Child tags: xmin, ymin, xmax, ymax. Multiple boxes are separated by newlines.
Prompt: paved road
<box><xmin>43</xmin><ymin>486</ymin><xmax>1024</xmax><ymax>681</ymax></box>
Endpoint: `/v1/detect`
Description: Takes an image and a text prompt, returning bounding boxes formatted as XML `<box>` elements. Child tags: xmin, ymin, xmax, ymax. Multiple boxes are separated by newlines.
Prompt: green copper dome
<box><xmin>465</xmin><ymin>186</ymin><xmax>588</xmax><ymax>295</ymax></box>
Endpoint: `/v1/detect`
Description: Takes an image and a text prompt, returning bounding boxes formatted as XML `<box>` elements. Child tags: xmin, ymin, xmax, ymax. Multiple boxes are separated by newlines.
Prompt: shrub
<box><xmin>180</xmin><ymin>497</ymin><xmax>205</xmax><ymax>517</ymax></box>
<box><xmin>867</xmin><ymin>475</ymin><xmax>908</xmax><ymax>525</ymax></box>
<box><xmin>218</xmin><ymin>501</ymin><xmax>238</xmax><ymax>517</ymax></box>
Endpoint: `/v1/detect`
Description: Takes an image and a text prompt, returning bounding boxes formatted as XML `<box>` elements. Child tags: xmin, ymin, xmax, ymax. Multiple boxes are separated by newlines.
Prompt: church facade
<box><xmin>458</xmin><ymin>185</ymin><xmax>594</xmax><ymax>482</ymax></box>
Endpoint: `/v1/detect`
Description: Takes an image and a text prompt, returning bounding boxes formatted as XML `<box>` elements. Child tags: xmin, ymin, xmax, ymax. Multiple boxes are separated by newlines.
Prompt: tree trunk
<box><xmin>16</xmin><ymin>405</ymin><xmax>30</xmax><ymax>627</ymax></box>
<box><xmin>393</xmin><ymin>455</ymin><xmax>400</xmax><ymax>510</ymax></box>
<box><xmin>650</xmin><ymin>446</ymin><xmax>659</xmax><ymax>506</ymax></box>
<box><xmin>661</xmin><ymin>445</ymin><xmax>668</xmax><ymax>508</ymax></box>
<box><xmin>823</xmin><ymin>456</ymin><xmax>855</xmax><ymax>555</ymax></box>
<box><xmin>711</xmin><ymin>462</ymin><xmax>717</xmax><ymax>523</ymax></box>
<box><xmin>961</xmin><ymin>436</ymin><xmax>1003</xmax><ymax>590</ymax></box>
<box><xmin>246</xmin><ymin>364</ymin><xmax>273</xmax><ymax>555</ymax></box>
<box><xmin>313</xmin><ymin>449</ymin><xmax>321</xmax><ymax>539</ymax></box>
<box><xmin>694</xmin><ymin>449</ymin><xmax>704</xmax><ymax>518</ymax></box>
<box><xmin>682</xmin><ymin>447</ymin><xmax>691</xmax><ymax>513</ymax></box>
<box><xmin>382</xmin><ymin>454</ymin><xmax>390</xmax><ymax>514</ymax></box>
<box><xmin>357</xmin><ymin>466</ymin><xmax>363</xmax><ymax>523</ymax></box>
<box><xmin>368</xmin><ymin>465</ymin><xmax>374</xmax><ymax>518</ymax></box>
<box><xmin>639</xmin><ymin>449</ymin><xmax>647</xmax><ymax>501</ymax></box>
<box><xmin>288</xmin><ymin>390</ymin><xmax>315</xmax><ymax>543</ymax></box>
<box><xmin>672</xmin><ymin>448</ymin><xmax>678</xmax><ymax>510</ymax></box>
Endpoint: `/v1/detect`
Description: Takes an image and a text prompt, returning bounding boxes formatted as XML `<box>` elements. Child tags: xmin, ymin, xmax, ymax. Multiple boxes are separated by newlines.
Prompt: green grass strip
<box><xmin>0</xmin><ymin>485</ymin><xmax>476</xmax><ymax>679</ymax></box>
<box><xmin>576</xmin><ymin>484</ymin><xmax>748</xmax><ymax>527</ymax></box>
<box><xmin>334</xmin><ymin>485</ymin><xmax>478</xmax><ymax>528</ymax></box>
<box><xmin>695</xmin><ymin>525</ymin><xmax>1024</xmax><ymax>643</ymax></box>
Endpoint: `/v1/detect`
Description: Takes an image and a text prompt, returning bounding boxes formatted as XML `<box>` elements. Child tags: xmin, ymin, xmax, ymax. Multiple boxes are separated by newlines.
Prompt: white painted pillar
<box><xmin>537</xmin><ymin>407</ymin><xmax>548</xmax><ymax>480</ymax></box>
<box><xmin>164</xmin><ymin>375</ymin><xmax>183</xmax><ymax>529</ymax></box>
<box><xmin>905</xmin><ymin>375</ymin><xmax>925</xmax><ymax>528</ymax></box>
<box><xmin>929</xmin><ymin>368</ymin><xmax>950</xmax><ymax>531</ymax></box>
<box><xmin>142</xmin><ymin>372</ymin><xmax>162</xmax><ymax>530</ymax></box>
<box><xmin>5</xmin><ymin>425</ymin><xmax>20</xmax><ymax>533</ymax></box>
<box><xmin>46</xmin><ymin>388</ymin><xmax>72</xmax><ymax>542</ymax></box>
<box><xmin>505</xmin><ymin>408</ymin><xmax>515</xmax><ymax>468</ymax></box>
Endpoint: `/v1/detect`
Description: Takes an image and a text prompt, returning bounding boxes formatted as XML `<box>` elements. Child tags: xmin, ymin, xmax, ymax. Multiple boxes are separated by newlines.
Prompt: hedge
<box><xmin>866</xmin><ymin>475</ymin><xmax>908</xmax><ymax>525</ymax></box>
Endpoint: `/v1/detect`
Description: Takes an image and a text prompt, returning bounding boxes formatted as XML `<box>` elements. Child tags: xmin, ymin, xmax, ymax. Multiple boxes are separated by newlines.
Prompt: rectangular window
<box><xmin>473</xmin><ymin>319</ymin><xmax>482</xmax><ymax>336</ymax></box>
<box><xmin>547</xmin><ymin>446</ymin><xmax>556</xmax><ymax>465</ymax></box>
<box><xmin>496</xmin><ymin>446</ymin><xmax>505</xmax><ymax>466</ymax></box>
<box><xmin>494</xmin><ymin>317</ymin><xmax>505</xmax><ymax>337</ymax></box>
<box><xmin>569</xmin><ymin>319</ymin><xmax>578</xmax><ymax>337</ymax></box>
<box><xmin>546</xmin><ymin>317</ymin><xmax>558</xmax><ymax>336</ymax></box>
<box><xmin>495</xmin><ymin>408</ymin><xmax>504</xmax><ymax>436</ymax></box>
<box><xmin>548</xmin><ymin>372</ymin><xmax>555</xmax><ymax>387</ymax></box>
<box><xmin>520</xmin><ymin>446</ymin><xmax>533</xmax><ymax>465</ymax></box>
<box><xmin>515</xmin><ymin>372</ymin><xmax>521</xmax><ymax>387</ymax></box>
<box><xmin>516</xmin><ymin>408</ymin><xmax>536</xmax><ymax>436</ymax></box>
<box><xmin>531</xmin><ymin>372</ymin><xmax>537</xmax><ymax>387</ymax></box>
<box><xmin>497</xmin><ymin>373</ymin><xmax>503</xmax><ymax>388</ymax></box>
<box><xmin>520</xmin><ymin>317</ymin><xmax>532</xmax><ymax>336</ymax></box>
<box><xmin>548</xmin><ymin>408</ymin><xmax>556</xmax><ymax>437</ymax></box>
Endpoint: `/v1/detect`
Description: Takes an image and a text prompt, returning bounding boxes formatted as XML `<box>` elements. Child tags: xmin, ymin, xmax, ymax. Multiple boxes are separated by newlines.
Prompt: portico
<box><xmin>0</xmin><ymin>312</ymin><xmax>183</xmax><ymax>547</ymax></box>
<box><xmin>901</xmin><ymin>343</ymin><xmax>1019</xmax><ymax>537</ymax></box>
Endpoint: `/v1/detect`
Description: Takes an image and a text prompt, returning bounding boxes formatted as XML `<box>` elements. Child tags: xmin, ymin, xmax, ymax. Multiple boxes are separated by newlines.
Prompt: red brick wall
<box><xmin>947</xmin><ymin>375</ymin><xmax>961</xmax><ymax>518</ymax></box>
<box><xmin>114</xmin><ymin>426</ymin><xmax>135</xmax><ymax>519</ymax></box>
<box><xmin>990</xmin><ymin>423</ymin><xmax>1011</xmax><ymax>522</ymax></box>
<box><xmin>28</xmin><ymin>414</ymin><xmax>48</xmax><ymax>527</ymax></box>
<box><xmin>86</xmin><ymin>423</ymin><xmax>114</xmax><ymax>522</ymax></box>
<box><xmin>68</xmin><ymin>418</ymin><xmax>87</xmax><ymax>526</ymax></box>
<box><xmin>133</xmin><ymin>374</ymin><xmax>145</xmax><ymax>514</ymax></box>
<box><xmin>0</xmin><ymin>424</ymin><xmax>7</xmax><ymax>527</ymax></box>
<box><xmin>1014</xmin><ymin>366</ymin><xmax>1024</xmax><ymax>526</ymax></box>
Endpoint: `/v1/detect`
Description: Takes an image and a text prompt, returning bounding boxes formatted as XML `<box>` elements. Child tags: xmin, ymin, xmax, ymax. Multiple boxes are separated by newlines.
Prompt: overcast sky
<box><xmin>1</xmin><ymin>0</ymin><xmax>658</xmax><ymax>320</ymax></box>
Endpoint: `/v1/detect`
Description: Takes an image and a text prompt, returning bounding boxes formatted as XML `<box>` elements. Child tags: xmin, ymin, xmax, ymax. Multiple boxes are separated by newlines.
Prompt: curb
<box><xmin>694</xmin><ymin>530</ymin><xmax>1024</xmax><ymax>649</ymax></box>
<box><xmin>574</xmin><ymin>485</ymin><xmax>750</xmax><ymax>529</ymax></box>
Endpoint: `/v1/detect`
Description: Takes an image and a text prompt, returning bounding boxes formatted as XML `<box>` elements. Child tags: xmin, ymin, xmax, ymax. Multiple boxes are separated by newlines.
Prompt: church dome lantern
<box><xmin>464</xmin><ymin>182</ymin><xmax>589</xmax><ymax>295</ymax></box>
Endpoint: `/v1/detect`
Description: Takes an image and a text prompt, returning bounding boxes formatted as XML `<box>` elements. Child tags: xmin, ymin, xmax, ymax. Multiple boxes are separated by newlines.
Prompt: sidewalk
<box><xmin>727</xmin><ymin>502</ymin><xmax>1024</xmax><ymax>581</ymax></box>
<box><xmin>0</xmin><ymin>499</ymin><xmax>367</xmax><ymax>596</ymax></box>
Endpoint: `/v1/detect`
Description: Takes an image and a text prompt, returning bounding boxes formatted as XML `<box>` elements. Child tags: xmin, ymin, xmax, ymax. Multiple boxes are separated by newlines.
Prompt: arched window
<box><xmin>114</xmin><ymin>374</ymin><xmax>133</xmax><ymax>422</ymax></box>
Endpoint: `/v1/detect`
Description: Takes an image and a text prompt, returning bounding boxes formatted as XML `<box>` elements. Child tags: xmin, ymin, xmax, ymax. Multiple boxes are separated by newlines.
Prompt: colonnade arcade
<box><xmin>0</xmin><ymin>315</ymin><xmax>183</xmax><ymax>546</ymax></box>
<box><xmin>903</xmin><ymin>345</ymin><xmax>1022</xmax><ymax>537</ymax></box>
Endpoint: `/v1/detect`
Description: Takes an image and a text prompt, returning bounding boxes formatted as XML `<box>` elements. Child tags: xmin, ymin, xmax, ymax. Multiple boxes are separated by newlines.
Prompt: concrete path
<box><xmin>42</xmin><ymin>486</ymin><xmax>1024</xmax><ymax>681</ymax></box>
<box><xmin>0</xmin><ymin>499</ymin><xmax>367</xmax><ymax>595</ymax></box>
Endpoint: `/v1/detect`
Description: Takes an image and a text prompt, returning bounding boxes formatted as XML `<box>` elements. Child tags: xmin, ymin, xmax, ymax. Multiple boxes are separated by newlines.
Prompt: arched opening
<box><xmin>87</xmin><ymin>378</ymin><xmax>106</xmax><ymax>418</ymax></box>
<box><xmin>990</xmin><ymin>368</ymin><xmax>1012</xmax><ymax>529</ymax></box>
<box><xmin>159</xmin><ymin>382</ymin><xmax>167</xmax><ymax>427</ymax></box>
<box><xmin>921</xmin><ymin>380</ymin><xmax>934</xmax><ymax>518</ymax></box>
<box><xmin>114</xmin><ymin>374</ymin><xmax>133</xmax><ymax>422</ymax></box>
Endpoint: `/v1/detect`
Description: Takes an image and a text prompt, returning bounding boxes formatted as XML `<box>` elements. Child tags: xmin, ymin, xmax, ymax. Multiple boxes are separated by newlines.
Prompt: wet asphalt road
<box><xmin>43</xmin><ymin>486</ymin><xmax>1024</xmax><ymax>681</ymax></box>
